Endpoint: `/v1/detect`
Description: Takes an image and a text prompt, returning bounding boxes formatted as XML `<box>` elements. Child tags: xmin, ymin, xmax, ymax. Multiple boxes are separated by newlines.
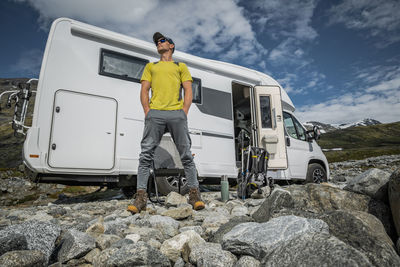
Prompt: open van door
<box><xmin>253</xmin><ymin>85</ymin><xmax>288</xmax><ymax>169</ymax></box>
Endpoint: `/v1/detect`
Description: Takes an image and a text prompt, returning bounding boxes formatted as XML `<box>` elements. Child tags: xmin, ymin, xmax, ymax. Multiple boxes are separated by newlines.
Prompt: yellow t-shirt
<box><xmin>140</xmin><ymin>61</ymin><xmax>193</xmax><ymax>110</ymax></box>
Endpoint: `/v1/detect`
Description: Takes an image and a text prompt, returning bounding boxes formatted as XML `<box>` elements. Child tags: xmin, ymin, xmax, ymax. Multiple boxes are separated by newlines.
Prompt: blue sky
<box><xmin>1</xmin><ymin>0</ymin><xmax>399</xmax><ymax>124</ymax></box>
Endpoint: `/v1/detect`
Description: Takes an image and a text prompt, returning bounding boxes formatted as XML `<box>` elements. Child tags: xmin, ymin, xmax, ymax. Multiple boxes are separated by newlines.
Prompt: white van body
<box><xmin>23</xmin><ymin>18</ymin><xmax>329</xmax><ymax>188</ymax></box>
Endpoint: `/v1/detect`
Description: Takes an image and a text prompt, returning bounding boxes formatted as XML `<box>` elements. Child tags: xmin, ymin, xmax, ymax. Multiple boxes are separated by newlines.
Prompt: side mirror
<box><xmin>313</xmin><ymin>126</ymin><xmax>321</xmax><ymax>140</ymax></box>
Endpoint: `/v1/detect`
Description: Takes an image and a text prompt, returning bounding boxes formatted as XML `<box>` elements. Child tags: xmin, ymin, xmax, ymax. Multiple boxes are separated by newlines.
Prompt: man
<box><xmin>127</xmin><ymin>32</ymin><xmax>205</xmax><ymax>214</ymax></box>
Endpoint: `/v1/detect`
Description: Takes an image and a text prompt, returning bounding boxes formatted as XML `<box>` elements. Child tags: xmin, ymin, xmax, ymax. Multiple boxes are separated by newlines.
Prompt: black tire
<box><xmin>306</xmin><ymin>163</ymin><xmax>327</xmax><ymax>184</ymax></box>
<box><xmin>155</xmin><ymin>176</ymin><xmax>189</xmax><ymax>195</ymax></box>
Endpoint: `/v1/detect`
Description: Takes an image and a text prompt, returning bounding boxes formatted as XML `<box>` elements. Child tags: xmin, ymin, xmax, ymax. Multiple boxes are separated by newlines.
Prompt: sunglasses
<box><xmin>156</xmin><ymin>38</ymin><xmax>167</xmax><ymax>45</ymax></box>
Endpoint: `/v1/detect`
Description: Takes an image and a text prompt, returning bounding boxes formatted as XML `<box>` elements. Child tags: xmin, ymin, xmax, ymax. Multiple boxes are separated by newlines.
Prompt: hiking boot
<box><xmin>127</xmin><ymin>189</ymin><xmax>147</xmax><ymax>214</ymax></box>
<box><xmin>188</xmin><ymin>187</ymin><xmax>205</xmax><ymax>210</ymax></box>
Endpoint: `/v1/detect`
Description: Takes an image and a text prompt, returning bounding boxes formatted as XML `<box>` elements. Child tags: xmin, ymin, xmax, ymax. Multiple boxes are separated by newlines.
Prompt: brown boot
<box><xmin>127</xmin><ymin>189</ymin><xmax>148</xmax><ymax>214</ymax></box>
<box><xmin>188</xmin><ymin>188</ymin><xmax>205</xmax><ymax>210</ymax></box>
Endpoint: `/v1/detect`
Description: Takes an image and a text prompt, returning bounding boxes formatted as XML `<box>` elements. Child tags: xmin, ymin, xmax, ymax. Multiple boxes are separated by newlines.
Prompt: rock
<box><xmin>92</xmin><ymin>247</ymin><xmax>118</xmax><ymax>267</ymax></box>
<box><xmin>0</xmin><ymin>220</ymin><xmax>60</xmax><ymax>262</ymax></box>
<box><xmin>179</xmin><ymin>225</ymin><xmax>204</xmax><ymax>236</ymax></box>
<box><xmin>148</xmin><ymin>238</ymin><xmax>162</xmax><ymax>249</ymax></box>
<box><xmin>161</xmin><ymin>204</ymin><xmax>193</xmax><ymax>220</ymax></box>
<box><xmin>389</xmin><ymin>168</ymin><xmax>400</xmax><ymax>236</ymax></box>
<box><xmin>95</xmin><ymin>234</ymin><xmax>121</xmax><ymax>250</ymax></box>
<box><xmin>222</xmin><ymin>215</ymin><xmax>329</xmax><ymax>259</ymax></box>
<box><xmin>319</xmin><ymin>210</ymin><xmax>400</xmax><ymax>266</ymax></box>
<box><xmin>261</xmin><ymin>232</ymin><xmax>372</xmax><ymax>266</ymax></box>
<box><xmin>146</xmin><ymin>215</ymin><xmax>180</xmax><ymax>238</ymax></box>
<box><xmin>230</xmin><ymin>205</ymin><xmax>248</xmax><ymax>217</ymax></box>
<box><xmin>250</xmin><ymin>186</ymin><xmax>270</xmax><ymax>199</ymax></box>
<box><xmin>209</xmin><ymin>216</ymin><xmax>254</xmax><ymax>244</ymax></box>
<box><xmin>174</xmin><ymin>257</ymin><xmax>185</xmax><ymax>267</ymax></box>
<box><xmin>160</xmin><ymin>230</ymin><xmax>205</xmax><ymax>262</ymax></box>
<box><xmin>397</xmin><ymin>238</ymin><xmax>400</xmax><ymax>254</ymax></box>
<box><xmin>110</xmin><ymin>238</ymin><xmax>134</xmax><ymax>249</ymax></box>
<box><xmin>106</xmin><ymin>241</ymin><xmax>171</xmax><ymax>266</ymax></box>
<box><xmin>103</xmin><ymin>218</ymin><xmax>129</xmax><ymax>237</ymax></box>
<box><xmin>57</xmin><ymin>229</ymin><xmax>96</xmax><ymax>263</ymax></box>
<box><xmin>0</xmin><ymin>250</ymin><xmax>47</xmax><ymax>267</ymax></box>
<box><xmin>252</xmin><ymin>188</ymin><xmax>294</xmax><ymax>222</ymax></box>
<box><xmin>83</xmin><ymin>248</ymin><xmax>101</xmax><ymax>263</ymax></box>
<box><xmin>0</xmin><ymin>232</ymin><xmax>27</xmax><ymax>256</ymax></box>
<box><xmin>189</xmin><ymin>242</ymin><xmax>237</xmax><ymax>267</ymax></box>
<box><xmin>124</xmin><ymin>225</ymin><xmax>164</xmax><ymax>242</ymax></box>
<box><xmin>344</xmin><ymin>168</ymin><xmax>391</xmax><ymax>202</ymax></box>
<box><xmin>85</xmin><ymin>216</ymin><xmax>105</xmax><ymax>238</ymax></box>
<box><xmin>125</xmin><ymin>233</ymin><xmax>140</xmax><ymax>243</ymax></box>
<box><xmin>201</xmin><ymin>212</ymin><xmax>230</xmax><ymax>229</ymax></box>
<box><xmin>47</xmin><ymin>206</ymin><xmax>67</xmax><ymax>218</ymax></box>
<box><xmin>165</xmin><ymin>191</ymin><xmax>188</xmax><ymax>207</ymax></box>
<box><xmin>234</xmin><ymin>255</ymin><xmax>260</xmax><ymax>267</ymax></box>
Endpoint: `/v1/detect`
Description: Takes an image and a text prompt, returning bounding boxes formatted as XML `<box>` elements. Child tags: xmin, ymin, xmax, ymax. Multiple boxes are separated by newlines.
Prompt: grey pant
<box><xmin>137</xmin><ymin>109</ymin><xmax>199</xmax><ymax>190</ymax></box>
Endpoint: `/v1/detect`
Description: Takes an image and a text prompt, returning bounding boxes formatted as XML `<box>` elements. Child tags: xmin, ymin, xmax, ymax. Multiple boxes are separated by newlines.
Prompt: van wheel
<box><xmin>155</xmin><ymin>176</ymin><xmax>189</xmax><ymax>195</ymax></box>
<box><xmin>306</xmin><ymin>163</ymin><xmax>327</xmax><ymax>184</ymax></box>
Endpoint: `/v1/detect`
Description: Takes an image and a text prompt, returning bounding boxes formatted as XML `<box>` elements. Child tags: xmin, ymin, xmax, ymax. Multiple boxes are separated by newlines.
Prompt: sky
<box><xmin>0</xmin><ymin>0</ymin><xmax>399</xmax><ymax>124</ymax></box>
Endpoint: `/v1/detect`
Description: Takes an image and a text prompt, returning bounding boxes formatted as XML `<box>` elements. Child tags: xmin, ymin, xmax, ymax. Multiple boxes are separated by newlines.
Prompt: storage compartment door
<box><xmin>48</xmin><ymin>90</ymin><xmax>117</xmax><ymax>170</ymax></box>
<box><xmin>254</xmin><ymin>85</ymin><xmax>288</xmax><ymax>169</ymax></box>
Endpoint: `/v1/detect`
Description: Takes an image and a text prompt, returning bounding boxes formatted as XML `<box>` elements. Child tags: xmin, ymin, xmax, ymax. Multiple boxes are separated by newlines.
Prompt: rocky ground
<box><xmin>0</xmin><ymin>154</ymin><xmax>399</xmax><ymax>266</ymax></box>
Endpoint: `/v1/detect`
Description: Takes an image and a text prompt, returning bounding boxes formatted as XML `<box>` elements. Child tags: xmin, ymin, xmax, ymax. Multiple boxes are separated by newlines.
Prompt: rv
<box><xmin>8</xmin><ymin>18</ymin><xmax>329</xmax><ymax>195</ymax></box>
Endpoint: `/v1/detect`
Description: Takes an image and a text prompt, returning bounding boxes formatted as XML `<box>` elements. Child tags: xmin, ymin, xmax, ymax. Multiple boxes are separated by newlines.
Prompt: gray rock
<box><xmin>165</xmin><ymin>192</ymin><xmax>188</xmax><ymax>207</ymax></box>
<box><xmin>0</xmin><ymin>220</ymin><xmax>60</xmax><ymax>262</ymax></box>
<box><xmin>0</xmin><ymin>250</ymin><xmax>47</xmax><ymax>267</ymax></box>
<box><xmin>209</xmin><ymin>216</ymin><xmax>254</xmax><ymax>244</ymax></box>
<box><xmin>92</xmin><ymin>247</ymin><xmax>118</xmax><ymax>267</ymax></box>
<box><xmin>344</xmin><ymin>168</ymin><xmax>391</xmax><ymax>202</ymax></box>
<box><xmin>261</xmin><ymin>232</ymin><xmax>372</xmax><ymax>266</ymax></box>
<box><xmin>104</xmin><ymin>218</ymin><xmax>129</xmax><ymax>237</ymax></box>
<box><xmin>252</xmin><ymin>188</ymin><xmax>294</xmax><ymax>222</ymax></box>
<box><xmin>230</xmin><ymin>205</ymin><xmax>248</xmax><ymax>217</ymax></box>
<box><xmin>222</xmin><ymin>215</ymin><xmax>329</xmax><ymax>259</ymax></box>
<box><xmin>179</xmin><ymin>225</ymin><xmax>204</xmax><ymax>236</ymax></box>
<box><xmin>160</xmin><ymin>230</ymin><xmax>205</xmax><ymax>262</ymax></box>
<box><xmin>110</xmin><ymin>238</ymin><xmax>135</xmax><ymax>248</ymax></box>
<box><xmin>389</xmin><ymin>168</ymin><xmax>400</xmax><ymax>236</ymax></box>
<box><xmin>189</xmin><ymin>242</ymin><xmax>237</xmax><ymax>267</ymax></box>
<box><xmin>0</xmin><ymin>232</ymin><xmax>27</xmax><ymax>256</ymax></box>
<box><xmin>106</xmin><ymin>241</ymin><xmax>171</xmax><ymax>266</ymax></box>
<box><xmin>95</xmin><ymin>234</ymin><xmax>121</xmax><ymax>250</ymax></box>
<box><xmin>57</xmin><ymin>229</ymin><xmax>96</xmax><ymax>263</ymax></box>
<box><xmin>319</xmin><ymin>210</ymin><xmax>400</xmax><ymax>266</ymax></box>
<box><xmin>250</xmin><ymin>186</ymin><xmax>270</xmax><ymax>199</ymax></box>
<box><xmin>162</xmin><ymin>204</ymin><xmax>193</xmax><ymax>220</ymax></box>
<box><xmin>234</xmin><ymin>255</ymin><xmax>260</xmax><ymax>267</ymax></box>
<box><xmin>145</xmin><ymin>215</ymin><xmax>180</xmax><ymax>238</ymax></box>
<box><xmin>174</xmin><ymin>257</ymin><xmax>185</xmax><ymax>267</ymax></box>
<box><xmin>124</xmin><ymin>226</ymin><xmax>164</xmax><ymax>242</ymax></box>
<box><xmin>83</xmin><ymin>248</ymin><xmax>101</xmax><ymax>264</ymax></box>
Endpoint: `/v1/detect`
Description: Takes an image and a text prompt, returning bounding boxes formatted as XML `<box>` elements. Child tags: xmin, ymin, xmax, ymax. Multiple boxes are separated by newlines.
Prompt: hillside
<box><xmin>318</xmin><ymin>121</ymin><xmax>400</xmax><ymax>162</ymax></box>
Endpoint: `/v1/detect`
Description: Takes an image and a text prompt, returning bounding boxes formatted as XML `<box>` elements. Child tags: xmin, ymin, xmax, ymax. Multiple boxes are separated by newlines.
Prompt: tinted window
<box><xmin>192</xmin><ymin>78</ymin><xmax>202</xmax><ymax>104</ymax></box>
<box><xmin>293</xmin><ymin>116</ymin><xmax>307</xmax><ymax>141</ymax></box>
<box><xmin>260</xmin><ymin>95</ymin><xmax>272</xmax><ymax>128</ymax></box>
<box><xmin>99</xmin><ymin>49</ymin><xmax>148</xmax><ymax>82</ymax></box>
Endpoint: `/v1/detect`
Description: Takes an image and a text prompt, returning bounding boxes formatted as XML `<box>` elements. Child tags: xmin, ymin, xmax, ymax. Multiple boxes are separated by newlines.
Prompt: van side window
<box><xmin>99</xmin><ymin>49</ymin><xmax>148</xmax><ymax>82</ymax></box>
<box><xmin>260</xmin><ymin>95</ymin><xmax>272</xmax><ymax>128</ymax></box>
<box><xmin>192</xmin><ymin>78</ymin><xmax>202</xmax><ymax>104</ymax></box>
<box><xmin>283</xmin><ymin>112</ymin><xmax>307</xmax><ymax>141</ymax></box>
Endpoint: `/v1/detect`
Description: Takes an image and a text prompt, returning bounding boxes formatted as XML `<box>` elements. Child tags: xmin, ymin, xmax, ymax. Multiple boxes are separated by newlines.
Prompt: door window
<box><xmin>259</xmin><ymin>95</ymin><xmax>272</xmax><ymax>128</ymax></box>
<box><xmin>283</xmin><ymin>112</ymin><xmax>307</xmax><ymax>141</ymax></box>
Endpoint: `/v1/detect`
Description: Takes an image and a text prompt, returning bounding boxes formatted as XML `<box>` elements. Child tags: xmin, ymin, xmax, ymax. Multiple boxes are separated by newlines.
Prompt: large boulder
<box><xmin>57</xmin><ymin>229</ymin><xmax>96</xmax><ymax>263</ymax></box>
<box><xmin>136</xmin><ymin>215</ymin><xmax>180</xmax><ymax>238</ymax></box>
<box><xmin>234</xmin><ymin>255</ymin><xmax>260</xmax><ymax>267</ymax></box>
<box><xmin>106</xmin><ymin>241</ymin><xmax>171</xmax><ymax>266</ymax></box>
<box><xmin>389</xmin><ymin>168</ymin><xmax>400</xmax><ymax>237</ymax></box>
<box><xmin>0</xmin><ymin>232</ymin><xmax>27</xmax><ymax>256</ymax></box>
<box><xmin>0</xmin><ymin>250</ymin><xmax>47</xmax><ymax>267</ymax></box>
<box><xmin>189</xmin><ymin>242</ymin><xmax>237</xmax><ymax>267</ymax></box>
<box><xmin>319</xmin><ymin>210</ymin><xmax>400</xmax><ymax>266</ymax></box>
<box><xmin>222</xmin><ymin>215</ymin><xmax>329</xmax><ymax>259</ymax></box>
<box><xmin>0</xmin><ymin>220</ymin><xmax>60</xmax><ymax>262</ymax></box>
<box><xmin>209</xmin><ymin>216</ymin><xmax>254</xmax><ymax>244</ymax></box>
<box><xmin>261</xmin><ymin>232</ymin><xmax>372</xmax><ymax>266</ymax></box>
<box><xmin>344</xmin><ymin>168</ymin><xmax>391</xmax><ymax>203</ymax></box>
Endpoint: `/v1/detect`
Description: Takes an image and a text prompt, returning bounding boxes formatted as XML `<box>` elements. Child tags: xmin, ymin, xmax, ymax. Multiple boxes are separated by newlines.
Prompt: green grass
<box><xmin>323</xmin><ymin>146</ymin><xmax>400</xmax><ymax>163</ymax></box>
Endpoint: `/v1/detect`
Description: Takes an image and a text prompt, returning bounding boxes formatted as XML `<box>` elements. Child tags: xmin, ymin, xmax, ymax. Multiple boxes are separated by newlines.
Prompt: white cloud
<box><xmin>14</xmin><ymin>0</ymin><xmax>267</xmax><ymax>66</ymax></box>
<box><xmin>296</xmin><ymin>63</ymin><xmax>400</xmax><ymax>124</ymax></box>
<box><xmin>327</xmin><ymin>0</ymin><xmax>400</xmax><ymax>47</ymax></box>
<box><xmin>10</xmin><ymin>49</ymin><xmax>43</xmax><ymax>77</ymax></box>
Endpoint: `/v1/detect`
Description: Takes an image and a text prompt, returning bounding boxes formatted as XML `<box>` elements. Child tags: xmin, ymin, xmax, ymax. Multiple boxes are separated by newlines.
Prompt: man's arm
<box><xmin>140</xmin><ymin>80</ymin><xmax>151</xmax><ymax>116</ymax></box>
<box><xmin>182</xmin><ymin>80</ymin><xmax>193</xmax><ymax>115</ymax></box>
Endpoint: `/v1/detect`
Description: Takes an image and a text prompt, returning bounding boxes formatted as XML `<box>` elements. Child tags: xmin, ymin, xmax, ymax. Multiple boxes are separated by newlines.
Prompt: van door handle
<box><xmin>286</xmin><ymin>136</ymin><xmax>290</xmax><ymax>147</ymax></box>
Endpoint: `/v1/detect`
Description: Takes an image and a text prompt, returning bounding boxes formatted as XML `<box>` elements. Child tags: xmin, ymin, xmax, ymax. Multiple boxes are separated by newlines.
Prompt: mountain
<box><xmin>304</xmin><ymin>118</ymin><xmax>382</xmax><ymax>133</ymax></box>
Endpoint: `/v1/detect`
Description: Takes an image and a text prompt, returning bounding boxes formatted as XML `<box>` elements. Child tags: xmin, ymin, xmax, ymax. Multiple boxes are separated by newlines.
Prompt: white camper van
<box><xmin>13</xmin><ymin>18</ymin><xmax>328</xmax><ymax>194</ymax></box>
